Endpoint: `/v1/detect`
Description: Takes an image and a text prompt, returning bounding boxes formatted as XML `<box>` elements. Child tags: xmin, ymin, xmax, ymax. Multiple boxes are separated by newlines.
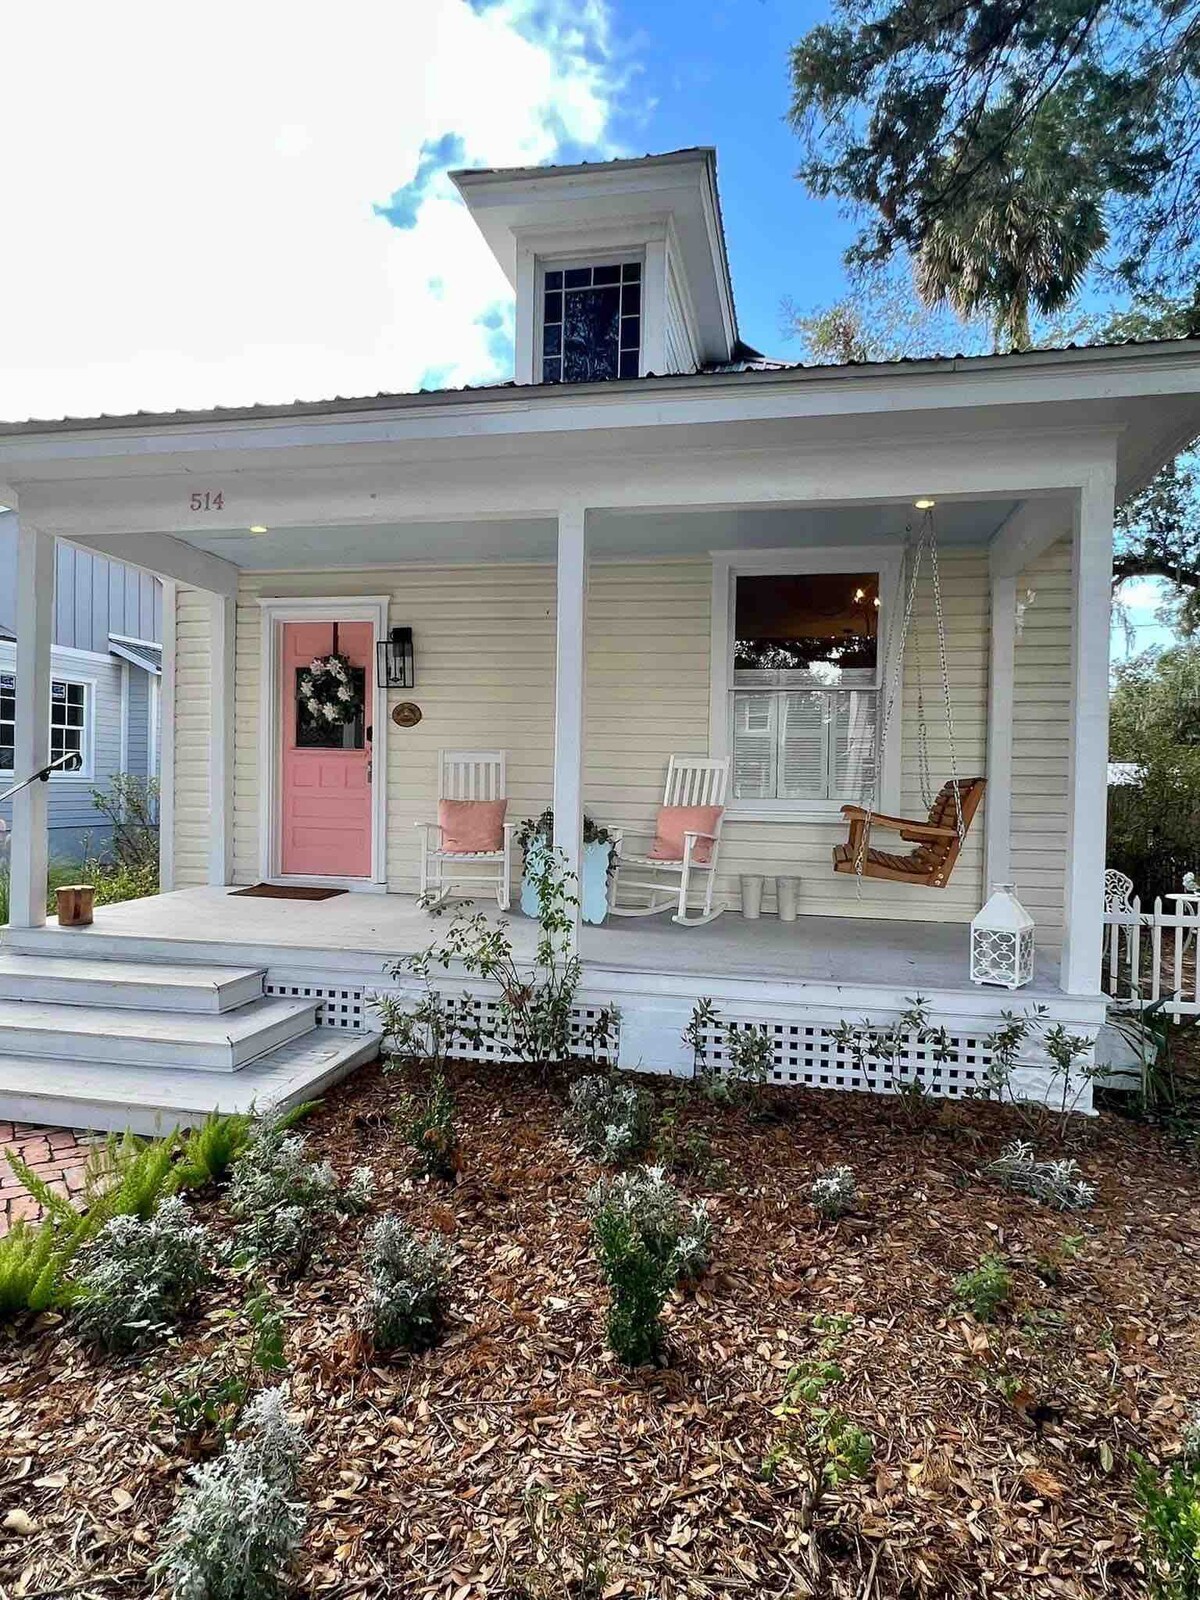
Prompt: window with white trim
<box><xmin>728</xmin><ymin>571</ymin><xmax>882</xmax><ymax>809</ymax></box>
<box><xmin>540</xmin><ymin>261</ymin><xmax>641</xmax><ymax>383</ymax></box>
<box><xmin>0</xmin><ymin>674</ymin><xmax>91</xmax><ymax>776</ymax></box>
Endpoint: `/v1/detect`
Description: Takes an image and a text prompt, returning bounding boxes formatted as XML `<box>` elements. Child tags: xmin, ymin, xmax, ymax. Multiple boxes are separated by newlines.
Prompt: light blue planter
<box><xmin>521</xmin><ymin>838</ymin><xmax>614</xmax><ymax>925</ymax></box>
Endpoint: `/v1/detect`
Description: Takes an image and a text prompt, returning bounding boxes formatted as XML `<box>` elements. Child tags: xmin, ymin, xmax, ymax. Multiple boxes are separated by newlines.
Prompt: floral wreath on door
<box><xmin>298</xmin><ymin>653</ymin><xmax>363</xmax><ymax>729</ymax></box>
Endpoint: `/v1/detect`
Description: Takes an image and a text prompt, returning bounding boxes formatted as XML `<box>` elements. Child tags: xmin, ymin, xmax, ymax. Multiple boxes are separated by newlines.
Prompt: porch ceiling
<box><xmin>177</xmin><ymin>497</ymin><xmax>1021</xmax><ymax>570</ymax></box>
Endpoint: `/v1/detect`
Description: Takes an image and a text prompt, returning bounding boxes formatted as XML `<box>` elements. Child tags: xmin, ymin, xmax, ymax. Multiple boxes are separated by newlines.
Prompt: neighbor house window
<box><xmin>728</xmin><ymin>571</ymin><xmax>882</xmax><ymax>809</ymax></box>
<box><xmin>0</xmin><ymin>674</ymin><xmax>90</xmax><ymax>776</ymax></box>
<box><xmin>541</xmin><ymin>262</ymin><xmax>641</xmax><ymax>383</ymax></box>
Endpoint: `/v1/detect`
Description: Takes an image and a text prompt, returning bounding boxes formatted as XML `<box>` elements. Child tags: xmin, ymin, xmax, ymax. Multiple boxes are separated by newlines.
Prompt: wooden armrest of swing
<box><xmin>838</xmin><ymin>806</ymin><xmax>958</xmax><ymax>841</ymax></box>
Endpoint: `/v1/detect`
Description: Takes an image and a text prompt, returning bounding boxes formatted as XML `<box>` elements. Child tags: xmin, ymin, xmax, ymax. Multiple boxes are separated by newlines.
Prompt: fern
<box><xmin>171</xmin><ymin>1113</ymin><xmax>254</xmax><ymax>1192</ymax></box>
<box><xmin>84</xmin><ymin>1129</ymin><xmax>182</xmax><ymax>1221</ymax></box>
<box><xmin>0</xmin><ymin>1215</ymin><xmax>89</xmax><ymax>1316</ymax></box>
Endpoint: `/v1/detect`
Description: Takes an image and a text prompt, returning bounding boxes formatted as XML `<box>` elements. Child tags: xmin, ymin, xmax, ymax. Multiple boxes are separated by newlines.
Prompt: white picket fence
<box><xmin>1103</xmin><ymin>896</ymin><xmax>1200</xmax><ymax>1019</ymax></box>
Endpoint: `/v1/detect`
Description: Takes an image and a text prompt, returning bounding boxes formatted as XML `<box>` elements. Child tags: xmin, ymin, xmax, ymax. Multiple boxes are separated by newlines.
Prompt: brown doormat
<box><xmin>229</xmin><ymin>883</ymin><xmax>348</xmax><ymax>901</ymax></box>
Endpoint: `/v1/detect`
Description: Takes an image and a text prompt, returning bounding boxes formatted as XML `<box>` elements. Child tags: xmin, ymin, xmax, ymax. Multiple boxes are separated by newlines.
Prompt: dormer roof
<box><xmin>450</xmin><ymin>148</ymin><xmax>739</xmax><ymax>367</ymax></box>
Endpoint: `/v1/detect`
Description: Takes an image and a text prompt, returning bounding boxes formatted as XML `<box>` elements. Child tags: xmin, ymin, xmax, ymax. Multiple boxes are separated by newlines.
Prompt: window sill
<box><xmin>726</xmin><ymin>803</ymin><xmax>854</xmax><ymax>825</ymax></box>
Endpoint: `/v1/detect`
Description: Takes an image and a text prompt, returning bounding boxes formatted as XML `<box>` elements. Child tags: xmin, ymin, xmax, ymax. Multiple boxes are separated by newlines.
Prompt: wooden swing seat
<box><xmin>832</xmin><ymin>778</ymin><xmax>986</xmax><ymax>889</ymax></box>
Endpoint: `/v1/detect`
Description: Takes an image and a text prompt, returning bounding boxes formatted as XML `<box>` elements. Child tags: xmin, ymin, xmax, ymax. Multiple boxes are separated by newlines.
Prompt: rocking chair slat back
<box><xmin>666</xmin><ymin>756</ymin><xmax>728</xmax><ymax>809</ymax></box>
<box><xmin>440</xmin><ymin>750</ymin><xmax>506</xmax><ymax>803</ymax></box>
<box><xmin>833</xmin><ymin>777</ymin><xmax>986</xmax><ymax>889</ymax></box>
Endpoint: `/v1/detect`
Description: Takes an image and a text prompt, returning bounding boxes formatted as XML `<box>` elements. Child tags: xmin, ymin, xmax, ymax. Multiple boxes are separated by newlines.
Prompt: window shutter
<box><xmin>778</xmin><ymin>692</ymin><xmax>826</xmax><ymax>800</ymax></box>
<box><xmin>732</xmin><ymin>692</ymin><xmax>775</xmax><ymax>798</ymax></box>
<box><xmin>832</xmin><ymin>690</ymin><xmax>877</xmax><ymax>799</ymax></box>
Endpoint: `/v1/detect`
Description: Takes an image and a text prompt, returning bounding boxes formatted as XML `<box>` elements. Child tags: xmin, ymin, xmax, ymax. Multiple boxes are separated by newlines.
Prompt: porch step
<box><xmin>0</xmin><ymin>951</ymin><xmax>265</xmax><ymax>1014</ymax></box>
<box><xmin>0</xmin><ymin>1028</ymin><xmax>382</xmax><ymax>1136</ymax></box>
<box><xmin>0</xmin><ymin>995</ymin><xmax>317</xmax><ymax>1073</ymax></box>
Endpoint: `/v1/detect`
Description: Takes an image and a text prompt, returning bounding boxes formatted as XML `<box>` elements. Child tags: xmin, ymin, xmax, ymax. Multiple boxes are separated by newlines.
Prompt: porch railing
<box><xmin>0</xmin><ymin>750</ymin><xmax>82</xmax><ymax>808</ymax></box>
<box><xmin>1103</xmin><ymin>895</ymin><xmax>1200</xmax><ymax>1019</ymax></box>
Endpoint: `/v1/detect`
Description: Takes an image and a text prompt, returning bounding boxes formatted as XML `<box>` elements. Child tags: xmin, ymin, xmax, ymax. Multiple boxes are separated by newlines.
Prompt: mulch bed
<box><xmin>2</xmin><ymin>1060</ymin><xmax>1200</xmax><ymax>1598</ymax></box>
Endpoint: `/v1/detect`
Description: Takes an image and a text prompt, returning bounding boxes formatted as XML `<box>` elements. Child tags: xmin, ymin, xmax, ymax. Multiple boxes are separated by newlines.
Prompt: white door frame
<box><xmin>257</xmin><ymin>595</ymin><xmax>390</xmax><ymax>892</ymax></box>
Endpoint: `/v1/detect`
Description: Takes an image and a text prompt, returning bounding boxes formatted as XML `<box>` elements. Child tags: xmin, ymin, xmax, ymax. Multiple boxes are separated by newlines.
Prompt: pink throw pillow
<box><xmin>648</xmin><ymin>805</ymin><xmax>723</xmax><ymax>865</ymax></box>
<box><xmin>438</xmin><ymin>799</ymin><xmax>507</xmax><ymax>854</ymax></box>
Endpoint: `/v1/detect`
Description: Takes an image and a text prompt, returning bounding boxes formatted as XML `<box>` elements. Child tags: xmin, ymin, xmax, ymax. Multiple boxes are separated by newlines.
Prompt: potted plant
<box><xmin>516</xmin><ymin>809</ymin><xmax>618</xmax><ymax>925</ymax></box>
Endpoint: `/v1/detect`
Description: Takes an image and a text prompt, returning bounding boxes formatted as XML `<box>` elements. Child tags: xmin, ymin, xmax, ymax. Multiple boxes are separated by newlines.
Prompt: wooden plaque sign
<box><xmin>391</xmin><ymin>702</ymin><xmax>423</xmax><ymax>728</ymax></box>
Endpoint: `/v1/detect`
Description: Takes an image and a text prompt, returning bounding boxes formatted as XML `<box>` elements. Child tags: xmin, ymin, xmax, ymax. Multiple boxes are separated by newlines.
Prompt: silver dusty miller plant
<box><xmin>565</xmin><ymin>1073</ymin><xmax>654</xmax><ymax>1166</ymax></box>
<box><xmin>72</xmin><ymin>1195</ymin><xmax>210</xmax><ymax>1354</ymax></box>
<box><xmin>154</xmin><ymin>1384</ymin><xmax>307</xmax><ymax>1600</ymax></box>
<box><xmin>985</xmin><ymin>1140</ymin><xmax>1096</xmax><ymax>1210</ymax></box>
<box><xmin>809</xmin><ymin>1165</ymin><xmax>858</xmax><ymax>1221</ymax></box>
<box><xmin>227</xmin><ymin>1116</ymin><xmax>372</xmax><ymax>1277</ymax></box>
<box><xmin>363</xmin><ymin>1214</ymin><xmax>450</xmax><ymax>1353</ymax></box>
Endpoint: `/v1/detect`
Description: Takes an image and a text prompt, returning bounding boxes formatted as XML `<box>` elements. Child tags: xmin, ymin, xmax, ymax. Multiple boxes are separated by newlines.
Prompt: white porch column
<box><xmin>9</xmin><ymin>517</ymin><xmax>55</xmax><ymax>928</ymax></box>
<box><xmin>984</xmin><ymin>571</ymin><xmax>1016</xmax><ymax>893</ymax></box>
<box><xmin>1060</xmin><ymin>470</ymin><xmax>1115</xmax><ymax>995</ymax></box>
<box><xmin>552</xmin><ymin>506</ymin><xmax>587</xmax><ymax>938</ymax></box>
<box><xmin>208</xmin><ymin>591</ymin><xmax>236</xmax><ymax>886</ymax></box>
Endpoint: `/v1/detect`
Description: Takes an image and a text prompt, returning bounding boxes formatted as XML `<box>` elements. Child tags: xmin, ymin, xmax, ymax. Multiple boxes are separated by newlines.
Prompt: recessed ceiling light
<box><xmin>248</xmin><ymin>525</ymin><xmax>269</xmax><ymax>534</ymax></box>
<box><xmin>914</xmin><ymin>497</ymin><xmax>936</xmax><ymax>510</ymax></box>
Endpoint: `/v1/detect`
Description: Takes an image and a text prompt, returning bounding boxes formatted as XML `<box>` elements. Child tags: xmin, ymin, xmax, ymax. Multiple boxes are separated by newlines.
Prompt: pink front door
<box><xmin>279</xmin><ymin>619</ymin><xmax>373</xmax><ymax>879</ymax></box>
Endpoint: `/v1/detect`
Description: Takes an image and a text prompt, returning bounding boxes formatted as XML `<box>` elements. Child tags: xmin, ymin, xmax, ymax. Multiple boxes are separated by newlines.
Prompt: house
<box><xmin>1</xmin><ymin>146</ymin><xmax>1199</xmax><ymax>1133</ymax></box>
<box><xmin>0</xmin><ymin>511</ymin><xmax>161</xmax><ymax>861</ymax></box>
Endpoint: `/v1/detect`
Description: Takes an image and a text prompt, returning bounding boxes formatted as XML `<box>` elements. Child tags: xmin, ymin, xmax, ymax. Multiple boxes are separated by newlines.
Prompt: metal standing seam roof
<box><xmin>1</xmin><ymin>337</ymin><xmax>1198</xmax><ymax>437</ymax></box>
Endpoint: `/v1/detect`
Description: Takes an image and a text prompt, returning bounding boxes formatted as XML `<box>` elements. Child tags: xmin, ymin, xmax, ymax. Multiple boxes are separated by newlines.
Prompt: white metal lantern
<box><xmin>971</xmin><ymin>884</ymin><xmax>1035</xmax><ymax>989</ymax></box>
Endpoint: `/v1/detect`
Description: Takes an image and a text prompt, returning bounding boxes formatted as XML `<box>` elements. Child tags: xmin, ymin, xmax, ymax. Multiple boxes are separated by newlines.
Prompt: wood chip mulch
<box><xmin>2</xmin><ymin>1060</ymin><xmax>1199</xmax><ymax>1599</ymax></box>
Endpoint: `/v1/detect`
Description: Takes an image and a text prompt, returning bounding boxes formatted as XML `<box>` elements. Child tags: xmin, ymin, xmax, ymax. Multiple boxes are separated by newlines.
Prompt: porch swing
<box><xmin>832</xmin><ymin>505</ymin><xmax>986</xmax><ymax>889</ymax></box>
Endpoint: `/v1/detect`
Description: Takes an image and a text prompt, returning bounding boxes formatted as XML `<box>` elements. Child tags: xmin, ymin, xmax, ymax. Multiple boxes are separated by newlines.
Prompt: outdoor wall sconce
<box><xmin>377</xmin><ymin>626</ymin><xmax>415</xmax><ymax>688</ymax></box>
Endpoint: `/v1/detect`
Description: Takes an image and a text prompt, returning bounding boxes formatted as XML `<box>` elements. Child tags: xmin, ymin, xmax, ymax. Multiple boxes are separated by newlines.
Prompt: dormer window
<box><xmin>541</xmin><ymin>261</ymin><xmax>641</xmax><ymax>384</ymax></box>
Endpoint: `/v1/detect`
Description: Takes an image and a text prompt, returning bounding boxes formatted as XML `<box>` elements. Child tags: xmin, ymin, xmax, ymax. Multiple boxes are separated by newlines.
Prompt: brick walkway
<box><xmin>0</xmin><ymin>1121</ymin><xmax>96</xmax><ymax>1235</ymax></box>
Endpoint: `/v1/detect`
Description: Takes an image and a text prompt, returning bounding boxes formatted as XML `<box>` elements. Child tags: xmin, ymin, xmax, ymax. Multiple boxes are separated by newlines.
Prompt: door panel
<box><xmin>279</xmin><ymin>619</ymin><xmax>373</xmax><ymax>879</ymax></box>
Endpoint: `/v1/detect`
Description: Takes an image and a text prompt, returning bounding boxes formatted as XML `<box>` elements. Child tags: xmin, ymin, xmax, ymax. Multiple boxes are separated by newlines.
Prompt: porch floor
<box><xmin>5</xmin><ymin>885</ymin><xmax>1069</xmax><ymax>999</ymax></box>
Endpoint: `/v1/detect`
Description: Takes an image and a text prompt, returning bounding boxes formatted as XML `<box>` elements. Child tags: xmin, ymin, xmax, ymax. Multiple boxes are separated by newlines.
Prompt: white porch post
<box><xmin>208</xmin><ymin>592</ymin><xmax>236</xmax><ymax>886</ymax></box>
<box><xmin>552</xmin><ymin>506</ymin><xmax>587</xmax><ymax>939</ymax></box>
<box><xmin>1060</xmin><ymin>469</ymin><xmax>1115</xmax><ymax>995</ymax></box>
<box><xmin>9</xmin><ymin>517</ymin><xmax>55</xmax><ymax>929</ymax></box>
<box><xmin>984</xmin><ymin>571</ymin><xmax>1016</xmax><ymax>893</ymax></box>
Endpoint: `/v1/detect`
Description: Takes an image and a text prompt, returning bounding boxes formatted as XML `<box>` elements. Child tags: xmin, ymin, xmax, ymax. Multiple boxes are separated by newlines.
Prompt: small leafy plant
<box><xmin>830</xmin><ymin>996</ymin><xmax>950</xmax><ymax>1118</ymax></box>
<box><xmin>517</xmin><ymin>1484</ymin><xmax>621</xmax><ymax>1600</ymax></box>
<box><xmin>72</xmin><ymin>1196</ymin><xmax>210</xmax><ymax>1354</ymax></box>
<box><xmin>810</xmin><ymin>1165</ymin><xmax>858</xmax><ymax>1220</ymax></box>
<box><xmin>654</xmin><ymin>1091</ymin><xmax>720</xmax><ymax>1180</ymax></box>
<box><xmin>952</xmin><ymin>1252</ymin><xmax>1013</xmax><ymax>1322</ymax></box>
<box><xmin>978</xmin><ymin>1006</ymin><xmax>1104</xmax><ymax>1128</ymax></box>
<box><xmin>375</xmin><ymin>987</ymin><xmax>483</xmax><ymax>1076</ymax></box>
<box><xmin>154</xmin><ymin>1385</ymin><xmax>307</xmax><ymax>1600</ymax></box>
<box><xmin>587</xmin><ymin>1166</ymin><xmax>712</xmax><ymax>1365</ymax></box>
<box><xmin>160</xmin><ymin>1286</ymin><xmax>288</xmax><ymax>1441</ymax></box>
<box><xmin>986</xmin><ymin>1139</ymin><xmax>1096</xmax><ymax>1210</ymax></box>
<box><xmin>565</xmin><ymin>1073</ymin><xmax>653</xmax><ymax>1166</ymax></box>
<box><xmin>1135</xmin><ymin>1453</ymin><xmax>1200</xmax><ymax>1599</ymax></box>
<box><xmin>170</xmin><ymin>1112</ymin><xmax>255</xmax><ymax>1192</ymax></box>
<box><xmin>762</xmin><ymin>1315</ymin><xmax>874</xmax><ymax>1532</ymax></box>
<box><xmin>1034</xmin><ymin>1233</ymin><xmax>1085</xmax><ymax>1286</ymax></box>
<box><xmin>684</xmin><ymin>999</ymin><xmax>772</xmax><ymax>1103</ymax></box>
<box><xmin>396</xmin><ymin>1071</ymin><xmax>460</xmax><ymax>1180</ymax></box>
<box><xmin>363</xmin><ymin>1215</ymin><xmax>450</xmax><ymax>1354</ymax></box>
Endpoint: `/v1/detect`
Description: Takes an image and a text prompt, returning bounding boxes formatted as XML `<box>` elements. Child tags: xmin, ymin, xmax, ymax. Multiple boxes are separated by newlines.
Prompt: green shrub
<box><xmin>683</xmin><ymin>998</ymin><xmax>773</xmax><ymax>1102</ymax></box>
<box><xmin>363</xmin><ymin>1215</ymin><xmax>450</xmax><ymax>1353</ymax></box>
<box><xmin>0</xmin><ymin>1215</ymin><xmax>90</xmax><ymax>1316</ymax></box>
<box><xmin>396</xmin><ymin>1072</ymin><xmax>460</xmax><ymax>1180</ymax></box>
<box><xmin>72</xmin><ymin>1196</ymin><xmax>210</xmax><ymax>1354</ymax></box>
<box><xmin>1136</xmin><ymin>1455</ymin><xmax>1200</xmax><ymax>1599</ymax></box>
<box><xmin>566</xmin><ymin>1073</ymin><xmax>653</xmax><ymax>1166</ymax></box>
<box><xmin>154</xmin><ymin>1386</ymin><xmax>306</xmax><ymax>1600</ymax></box>
<box><xmin>952</xmin><ymin>1253</ymin><xmax>1013</xmax><ymax>1321</ymax></box>
<box><xmin>587</xmin><ymin>1166</ymin><xmax>712</xmax><ymax>1365</ymax></box>
<box><xmin>763</xmin><ymin>1316</ymin><xmax>874</xmax><ymax>1505</ymax></box>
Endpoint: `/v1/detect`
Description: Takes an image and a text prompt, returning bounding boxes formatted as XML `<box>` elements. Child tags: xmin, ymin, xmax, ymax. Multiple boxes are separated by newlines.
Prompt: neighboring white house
<box><xmin>1</xmin><ymin>146</ymin><xmax>1200</xmax><ymax>1132</ymax></box>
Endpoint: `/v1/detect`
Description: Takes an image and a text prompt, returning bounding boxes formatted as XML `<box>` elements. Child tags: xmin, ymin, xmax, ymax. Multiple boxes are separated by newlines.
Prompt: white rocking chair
<box><xmin>610</xmin><ymin>755</ymin><xmax>729</xmax><ymax>927</ymax></box>
<box><xmin>416</xmin><ymin>749</ymin><xmax>515</xmax><ymax>911</ymax></box>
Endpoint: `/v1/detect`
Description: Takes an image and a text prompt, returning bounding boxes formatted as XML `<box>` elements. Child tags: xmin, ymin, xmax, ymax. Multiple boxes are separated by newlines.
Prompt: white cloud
<box><xmin>0</xmin><ymin>0</ymin><xmax>624</xmax><ymax>421</ymax></box>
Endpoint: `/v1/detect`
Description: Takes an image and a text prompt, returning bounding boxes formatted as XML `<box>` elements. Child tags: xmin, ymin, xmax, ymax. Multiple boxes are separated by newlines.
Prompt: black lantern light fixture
<box><xmin>377</xmin><ymin>625</ymin><xmax>415</xmax><ymax>689</ymax></box>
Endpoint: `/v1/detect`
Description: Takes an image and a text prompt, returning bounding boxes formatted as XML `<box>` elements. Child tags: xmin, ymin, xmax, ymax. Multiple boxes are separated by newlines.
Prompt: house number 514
<box><xmin>189</xmin><ymin>491</ymin><xmax>224</xmax><ymax>512</ymax></box>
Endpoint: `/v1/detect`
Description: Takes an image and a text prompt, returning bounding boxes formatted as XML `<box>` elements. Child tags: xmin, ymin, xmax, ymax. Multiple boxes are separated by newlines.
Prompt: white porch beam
<box><xmin>9</xmin><ymin>518</ymin><xmax>55</xmax><ymax>929</ymax></box>
<box><xmin>64</xmin><ymin>531</ymin><xmax>238</xmax><ymax>597</ymax></box>
<box><xmin>208</xmin><ymin>592</ymin><xmax>236</xmax><ymax>885</ymax></box>
<box><xmin>1060</xmin><ymin>469</ymin><xmax>1116</xmax><ymax>995</ymax></box>
<box><xmin>990</xmin><ymin>497</ymin><xmax>1072</xmax><ymax>580</ymax></box>
<box><xmin>984</xmin><ymin>574</ymin><xmax>1016</xmax><ymax>893</ymax></box>
<box><xmin>552</xmin><ymin>506</ymin><xmax>587</xmax><ymax>940</ymax></box>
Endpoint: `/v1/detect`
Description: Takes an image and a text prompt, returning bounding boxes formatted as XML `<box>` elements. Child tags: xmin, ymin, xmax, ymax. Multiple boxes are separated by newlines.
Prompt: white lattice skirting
<box><xmin>264</xmin><ymin>981</ymin><xmax>368</xmax><ymax>1032</ymax></box>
